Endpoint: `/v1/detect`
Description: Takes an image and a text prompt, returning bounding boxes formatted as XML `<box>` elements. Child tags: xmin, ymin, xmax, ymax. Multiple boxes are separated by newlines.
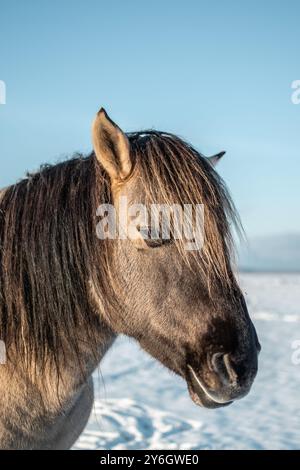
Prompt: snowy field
<box><xmin>74</xmin><ymin>273</ymin><xmax>300</xmax><ymax>450</ymax></box>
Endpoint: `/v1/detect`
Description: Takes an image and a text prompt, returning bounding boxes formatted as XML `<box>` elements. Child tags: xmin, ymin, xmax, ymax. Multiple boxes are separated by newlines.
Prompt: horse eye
<box><xmin>139</xmin><ymin>227</ymin><xmax>173</xmax><ymax>248</ymax></box>
<box><xmin>144</xmin><ymin>238</ymin><xmax>173</xmax><ymax>248</ymax></box>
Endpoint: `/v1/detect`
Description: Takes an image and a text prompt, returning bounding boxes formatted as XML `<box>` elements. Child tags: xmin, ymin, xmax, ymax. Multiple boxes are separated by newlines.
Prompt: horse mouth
<box><xmin>186</xmin><ymin>365</ymin><xmax>233</xmax><ymax>409</ymax></box>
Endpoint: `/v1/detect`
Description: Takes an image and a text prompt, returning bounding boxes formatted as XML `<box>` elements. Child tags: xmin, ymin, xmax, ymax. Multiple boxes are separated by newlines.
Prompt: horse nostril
<box><xmin>211</xmin><ymin>352</ymin><xmax>238</xmax><ymax>386</ymax></box>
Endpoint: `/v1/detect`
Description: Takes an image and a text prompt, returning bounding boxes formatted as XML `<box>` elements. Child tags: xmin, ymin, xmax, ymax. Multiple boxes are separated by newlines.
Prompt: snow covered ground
<box><xmin>74</xmin><ymin>273</ymin><xmax>300</xmax><ymax>450</ymax></box>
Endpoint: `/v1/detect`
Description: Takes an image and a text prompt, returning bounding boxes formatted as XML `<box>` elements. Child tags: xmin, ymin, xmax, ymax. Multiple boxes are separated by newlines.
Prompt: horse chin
<box><xmin>186</xmin><ymin>365</ymin><xmax>233</xmax><ymax>409</ymax></box>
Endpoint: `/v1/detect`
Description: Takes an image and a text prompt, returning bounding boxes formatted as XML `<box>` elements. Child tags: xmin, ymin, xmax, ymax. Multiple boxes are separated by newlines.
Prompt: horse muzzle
<box><xmin>186</xmin><ymin>344</ymin><xmax>260</xmax><ymax>409</ymax></box>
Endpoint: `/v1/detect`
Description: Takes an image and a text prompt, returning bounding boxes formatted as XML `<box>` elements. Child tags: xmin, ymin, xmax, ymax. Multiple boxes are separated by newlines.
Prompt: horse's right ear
<box><xmin>92</xmin><ymin>108</ymin><xmax>132</xmax><ymax>181</ymax></box>
<box><xmin>207</xmin><ymin>151</ymin><xmax>226</xmax><ymax>168</ymax></box>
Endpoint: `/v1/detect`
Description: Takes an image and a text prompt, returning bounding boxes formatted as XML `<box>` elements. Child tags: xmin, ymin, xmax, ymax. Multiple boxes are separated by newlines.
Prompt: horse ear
<box><xmin>92</xmin><ymin>108</ymin><xmax>132</xmax><ymax>181</ymax></box>
<box><xmin>207</xmin><ymin>151</ymin><xmax>226</xmax><ymax>167</ymax></box>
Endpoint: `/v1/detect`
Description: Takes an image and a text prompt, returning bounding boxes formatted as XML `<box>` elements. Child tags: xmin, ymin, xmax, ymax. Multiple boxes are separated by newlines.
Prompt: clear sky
<box><xmin>0</xmin><ymin>0</ymin><xmax>299</xmax><ymax>239</ymax></box>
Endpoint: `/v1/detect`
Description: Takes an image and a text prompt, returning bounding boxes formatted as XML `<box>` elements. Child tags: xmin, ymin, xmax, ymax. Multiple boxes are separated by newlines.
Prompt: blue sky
<box><xmin>0</xmin><ymin>0</ymin><xmax>299</xmax><ymax>239</ymax></box>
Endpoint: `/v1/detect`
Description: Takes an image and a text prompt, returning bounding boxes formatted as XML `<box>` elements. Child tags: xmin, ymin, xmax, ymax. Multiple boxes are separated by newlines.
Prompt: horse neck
<box><xmin>0</xmin><ymin>322</ymin><xmax>116</xmax><ymax>419</ymax></box>
<box><xmin>0</xmin><ymin>181</ymin><xmax>116</xmax><ymax>413</ymax></box>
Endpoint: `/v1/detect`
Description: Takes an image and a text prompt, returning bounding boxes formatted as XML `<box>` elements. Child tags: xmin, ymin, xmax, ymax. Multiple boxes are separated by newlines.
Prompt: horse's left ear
<box><xmin>207</xmin><ymin>151</ymin><xmax>226</xmax><ymax>167</ymax></box>
<box><xmin>92</xmin><ymin>108</ymin><xmax>132</xmax><ymax>181</ymax></box>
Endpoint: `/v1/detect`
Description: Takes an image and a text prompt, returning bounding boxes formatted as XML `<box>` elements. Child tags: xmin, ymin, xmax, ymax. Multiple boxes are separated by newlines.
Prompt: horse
<box><xmin>0</xmin><ymin>108</ymin><xmax>260</xmax><ymax>449</ymax></box>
